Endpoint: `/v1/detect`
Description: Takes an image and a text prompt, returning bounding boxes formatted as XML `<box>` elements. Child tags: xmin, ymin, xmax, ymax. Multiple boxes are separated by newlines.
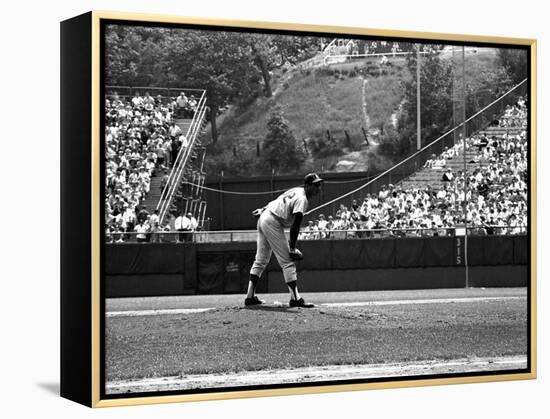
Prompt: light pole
<box><xmin>416</xmin><ymin>46</ymin><xmax>422</xmax><ymax>151</ymax></box>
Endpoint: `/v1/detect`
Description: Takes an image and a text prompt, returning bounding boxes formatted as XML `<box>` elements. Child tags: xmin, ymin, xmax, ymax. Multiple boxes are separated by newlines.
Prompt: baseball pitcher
<box><xmin>245</xmin><ymin>173</ymin><xmax>323</xmax><ymax>308</ymax></box>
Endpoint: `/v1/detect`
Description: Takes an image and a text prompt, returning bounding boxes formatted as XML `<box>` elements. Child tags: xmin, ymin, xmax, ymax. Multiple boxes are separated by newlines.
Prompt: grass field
<box><xmin>105</xmin><ymin>287</ymin><xmax>528</xmax><ymax>394</ymax></box>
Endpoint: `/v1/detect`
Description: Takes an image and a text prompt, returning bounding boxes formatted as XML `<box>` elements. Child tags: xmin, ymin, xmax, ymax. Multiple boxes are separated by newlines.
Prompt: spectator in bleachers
<box><xmin>300</xmin><ymin>221</ymin><xmax>315</xmax><ymax>240</ymax></box>
<box><xmin>317</xmin><ymin>214</ymin><xmax>328</xmax><ymax>238</ymax></box>
<box><xmin>137</xmin><ymin>204</ymin><xmax>149</xmax><ymax>224</ymax></box>
<box><xmin>176</xmin><ymin>92</ymin><xmax>189</xmax><ymax>113</ymax></box>
<box><xmin>175</xmin><ymin>211</ymin><xmax>191</xmax><ymax>243</ymax></box>
<box><xmin>300</xmin><ymin>99</ymin><xmax>527</xmax><ymax>240</ymax></box>
<box><xmin>189</xmin><ymin>212</ymin><xmax>199</xmax><ymax>234</ymax></box>
<box><xmin>476</xmin><ymin>134</ymin><xmax>489</xmax><ymax>151</ymax></box>
<box><xmin>160</xmin><ymin>170</ymin><xmax>169</xmax><ymax>192</ymax></box>
<box><xmin>169</xmin><ymin>122</ymin><xmax>182</xmax><ymax>140</ymax></box>
<box><xmin>442</xmin><ymin>168</ymin><xmax>454</xmax><ymax>182</ymax></box>
<box><xmin>149</xmin><ymin>209</ymin><xmax>161</xmax><ymax>243</ymax></box>
<box><xmin>105</xmin><ymin>92</ymin><xmax>182</xmax><ymax>240</ymax></box>
<box><xmin>134</xmin><ymin>219</ymin><xmax>149</xmax><ymax>243</ymax></box>
<box><xmin>160</xmin><ymin>212</ymin><xmax>177</xmax><ymax>243</ymax></box>
<box><xmin>432</xmin><ymin>155</ymin><xmax>447</xmax><ymax>170</ymax></box>
<box><xmin>188</xmin><ymin>95</ymin><xmax>198</xmax><ymax>117</ymax></box>
<box><xmin>131</xmin><ymin>93</ymin><xmax>143</xmax><ymax>107</ymax></box>
<box><xmin>424</xmin><ymin>154</ymin><xmax>437</xmax><ymax>168</ymax></box>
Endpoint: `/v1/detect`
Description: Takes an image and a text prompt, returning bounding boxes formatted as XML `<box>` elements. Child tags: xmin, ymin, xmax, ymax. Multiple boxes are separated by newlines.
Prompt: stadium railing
<box><xmin>106</xmin><ymin>225</ymin><xmax>527</xmax><ymax>244</ymax></box>
<box><xmin>156</xmin><ymin>90</ymin><xmax>208</xmax><ymax>224</ymax></box>
<box><xmin>105</xmin><ymin>86</ymin><xmax>205</xmax><ymax>101</ymax></box>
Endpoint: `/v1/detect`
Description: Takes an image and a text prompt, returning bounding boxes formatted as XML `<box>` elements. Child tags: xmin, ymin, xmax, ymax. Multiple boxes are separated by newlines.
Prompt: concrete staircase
<box><xmin>139</xmin><ymin>118</ymin><xmax>194</xmax><ymax>212</ymax></box>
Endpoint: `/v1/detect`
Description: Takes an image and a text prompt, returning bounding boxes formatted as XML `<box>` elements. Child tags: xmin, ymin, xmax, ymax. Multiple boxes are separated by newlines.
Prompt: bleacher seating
<box><xmin>301</xmin><ymin>97</ymin><xmax>528</xmax><ymax>239</ymax></box>
<box><xmin>104</xmin><ymin>92</ymin><xmax>194</xmax><ymax>242</ymax></box>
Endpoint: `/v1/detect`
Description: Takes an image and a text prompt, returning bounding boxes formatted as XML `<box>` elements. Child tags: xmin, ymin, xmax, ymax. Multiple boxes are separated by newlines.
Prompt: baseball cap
<box><xmin>304</xmin><ymin>173</ymin><xmax>324</xmax><ymax>185</ymax></box>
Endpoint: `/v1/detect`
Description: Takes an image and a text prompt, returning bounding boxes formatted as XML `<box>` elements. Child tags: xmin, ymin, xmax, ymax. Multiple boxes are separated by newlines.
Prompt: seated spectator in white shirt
<box><xmin>424</xmin><ymin>154</ymin><xmax>437</xmax><ymax>168</ymax></box>
<box><xmin>149</xmin><ymin>209</ymin><xmax>161</xmax><ymax>243</ymax></box>
<box><xmin>317</xmin><ymin>214</ymin><xmax>328</xmax><ymax>238</ymax></box>
<box><xmin>143</xmin><ymin>92</ymin><xmax>155</xmax><ymax>106</ymax></box>
<box><xmin>432</xmin><ymin>157</ymin><xmax>446</xmax><ymax>169</ymax></box>
<box><xmin>188</xmin><ymin>212</ymin><xmax>199</xmax><ymax>231</ymax></box>
<box><xmin>175</xmin><ymin>211</ymin><xmax>191</xmax><ymax>243</ymax></box>
<box><xmin>169</xmin><ymin>123</ymin><xmax>182</xmax><ymax>139</ymax></box>
<box><xmin>134</xmin><ymin>221</ymin><xmax>149</xmax><ymax>243</ymax></box>
<box><xmin>326</xmin><ymin>216</ymin><xmax>335</xmax><ymax>239</ymax></box>
<box><xmin>177</xmin><ymin>92</ymin><xmax>188</xmax><ymax>108</ymax></box>
<box><xmin>300</xmin><ymin>221</ymin><xmax>315</xmax><ymax>240</ymax></box>
<box><xmin>131</xmin><ymin>94</ymin><xmax>143</xmax><ymax>107</ymax></box>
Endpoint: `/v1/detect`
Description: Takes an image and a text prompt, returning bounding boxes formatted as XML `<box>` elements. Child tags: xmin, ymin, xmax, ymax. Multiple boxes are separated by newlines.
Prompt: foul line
<box><xmin>107</xmin><ymin>308</ymin><xmax>212</xmax><ymax>317</ymax></box>
<box><xmin>106</xmin><ymin>296</ymin><xmax>525</xmax><ymax>318</ymax></box>
<box><xmin>106</xmin><ymin>355</ymin><xmax>527</xmax><ymax>393</ymax></box>
<box><xmin>321</xmin><ymin>296</ymin><xmax>525</xmax><ymax>307</ymax></box>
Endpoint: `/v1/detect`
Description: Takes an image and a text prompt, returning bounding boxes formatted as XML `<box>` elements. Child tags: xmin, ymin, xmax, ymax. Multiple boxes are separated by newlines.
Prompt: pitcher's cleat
<box><xmin>289</xmin><ymin>298</ymin><xmax>315</xmax><ymax>308</ymax></box>
<box><xmin>244</xmin><ymin>296</ymin><xmax>265</xmax><ymax>306</ymax></box>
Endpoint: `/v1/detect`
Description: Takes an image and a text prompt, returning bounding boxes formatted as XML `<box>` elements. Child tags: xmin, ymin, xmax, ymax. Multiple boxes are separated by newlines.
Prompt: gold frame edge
<box><xmin>89</xmin><ymin>10</ymin><xmax>538</xmax><ymax>408</ymax></box>
<box><xmin>529</xmin><ymin>40</ymin><xmax>537</xmax><ymax>379</ymax></box>
<box><xmin>93</xmin><ymin>10</ymin><xmax>535</xmax><ymax>46</ymax></box>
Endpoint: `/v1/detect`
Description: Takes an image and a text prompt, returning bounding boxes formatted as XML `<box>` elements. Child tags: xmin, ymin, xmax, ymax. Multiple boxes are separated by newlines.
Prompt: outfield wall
<box><xmin>105</xmin><ymin>235</ymin><xmax>528</xmax><ymax>297</ymax></box>
<box><xmin>204</xmin><ymin>171</ymin><xmax>399</xmax><ymax>230</ymax></box>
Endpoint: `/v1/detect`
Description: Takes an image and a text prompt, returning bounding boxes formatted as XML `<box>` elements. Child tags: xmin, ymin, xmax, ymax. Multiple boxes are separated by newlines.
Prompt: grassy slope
<box><xmin>214</xmin><ymin>70</ymin><xmax>365</xmax><ymax>144</ymax></box>
<box><xmin>205</xmin><ymin>49</ymin><xmax>500</xmax><ymax>177</ymax></box>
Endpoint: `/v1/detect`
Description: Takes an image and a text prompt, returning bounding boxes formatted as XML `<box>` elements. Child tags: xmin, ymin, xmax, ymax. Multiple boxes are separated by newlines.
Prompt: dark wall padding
<box><xmin>468</xmin><ymin>266</ymin><xmax>527</xmax><ymax>287</ymax></box>
<box><xmin>196</xmin><ymin>251</ymin><xmax>265</xmax><ymax>295</ymax></box>
<box><xmin>483</xmin><ymin>236</ymin><xmax>514</xmax><ymax>266</ymax></box>
<box><xmin>514</xmin><ymin>235</ymin><xmax>528</xmax><ymax>265</ymax></box>
<box><xmin>467</xmin><ymin>236</ymin><xmax>516</xmax><ymax>266</ymax></box>
<box><xmin>196</xmin><ymin>253</ymin><xmax>225</xmax><ymax>294</ymax></box>
<box><xmin>106</xmin><ymin>243</ymin><xmax>186</xmax><ymax>274</ymax></box>
<box><xmin>269</xmin><ymin>266</ymin><xmax>506</xmax><ymax>293</ymax></box>
<box><xmin>466</xmin><ymin>236</ymin><xmax>485</xmax><ymax>266</ymax></box>
<box><xmin>266</xmin><ymin>266</ymin><xmax>523</xmax><ymax>293</ymax></box>
<box><xmin>361</xmin><ymin>239</ymin><xmax>396</xmax><ymax>268</ymax></box>
<box><xmin>106</xmin><ymin>274</ymin><xmax>187</xmax><ymax>298</ymax></box>
<box><xmin>298</xmin><ymin>240</ymin><xmax>334</xmax><ymax>270</ymax></box>
<box><xmin>424</xmin><ymin>237</ymin><xmax>455</xmax><ymax>266</ymax></box>
<box><xmin>104</xmin><ymin>236</ymin><xmax>528</xmax><ymax>297</ymax></box>
<box><xmin>395</xmin><ymin>238</ymin><xmax>425</xmax><ymax>267</ymax></box>
<box><xmin>331</xmin><ymin>240</ymin><xmax>363</xmax><ymax>269</ymax></box>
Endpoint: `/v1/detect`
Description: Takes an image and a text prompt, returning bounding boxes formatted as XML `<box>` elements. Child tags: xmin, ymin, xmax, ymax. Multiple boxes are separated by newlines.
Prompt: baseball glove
<box><xmin>289</xmin><ymin>248</ymin><xmax>303</xmax><ymax>261</ymax></box>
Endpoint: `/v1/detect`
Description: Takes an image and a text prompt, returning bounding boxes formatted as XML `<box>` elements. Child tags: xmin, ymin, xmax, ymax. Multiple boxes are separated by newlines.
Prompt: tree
<box><xmin>105</xmin><ymin>26</ymin><xmax>169</xmax><ymax>86</ymax></box>
<box><xmin>262</xmin><ymin>107</ymin><xmax>305</xmax><ymax>173</ymax></box>
<box><xmin>245</xmin><ymin>33</ymin><xmax>327</xmax><ymax>98</ymax></box>
<box><xmin>105</xmin><ymin>26</ymin><xmax>142</xmax><ymax>86</ymax></box>
<box><xmin>465</xmin><ymin>67</ymin><xmax>513</xmax><ymax>116</ymax></box>
<box><xmin>397</xmin><ymin>45</ymin><xmax>453</xmax><ymax>154</ymax></box>
<box><xmin>164</xmin><ymin>30</ymin><xmax>263</xmax><ymax>143</ymax></box>
<box><xmin>104</xmin><ymin>26</ymin><xmax>328</xmax><ymax>144</ymax></box>
<box><xmin>497</xmin><ymin>49</ymin><xmax>528</xmax><ymax>84</ymax></box>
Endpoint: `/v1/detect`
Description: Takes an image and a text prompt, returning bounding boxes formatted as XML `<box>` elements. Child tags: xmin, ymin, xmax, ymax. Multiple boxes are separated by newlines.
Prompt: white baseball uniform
<box><xmin>250</xmin><ymin>187</ymin><xmax>308</xmax><ymax>283</ymax></box>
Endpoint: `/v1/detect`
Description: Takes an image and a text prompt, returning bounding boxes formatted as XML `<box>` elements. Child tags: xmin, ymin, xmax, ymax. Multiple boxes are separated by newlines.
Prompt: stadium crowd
<box><xmin>104</xmin><ymin>91</ymin><xmax>198</xmax><ymax>243</ymax></box>
<box><xmin>301</xmin><ymin>98</ymin><xmax>528</xmax><ymax>240</ymax></box>
<box><xmin>104</xmin><ymin>91</ymin><xmax>527</xmax><ymax>243</ymax></box>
